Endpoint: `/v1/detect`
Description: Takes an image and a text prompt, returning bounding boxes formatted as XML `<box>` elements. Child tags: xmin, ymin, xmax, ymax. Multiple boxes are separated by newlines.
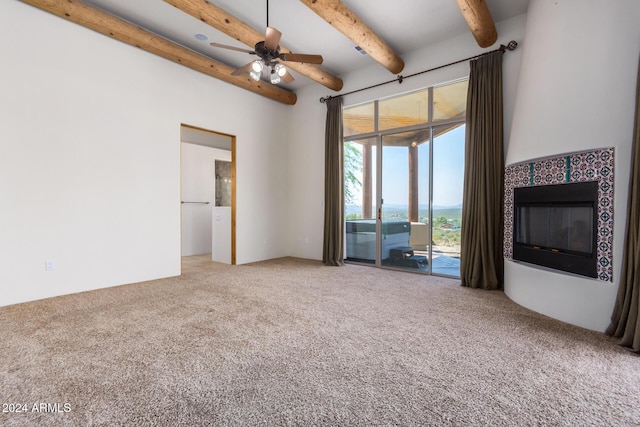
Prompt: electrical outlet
<box><xmin>44</xmin><ymin>259</ymin><xmax>55</xmax><ymax>271</ymax></box>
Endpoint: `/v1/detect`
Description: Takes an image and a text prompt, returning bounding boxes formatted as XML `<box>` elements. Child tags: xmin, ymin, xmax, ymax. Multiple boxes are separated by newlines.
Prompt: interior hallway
<box><xmin>181</xmin><ymin>254</ymin><xmax>227</xmax><ymax>274</ymax></box>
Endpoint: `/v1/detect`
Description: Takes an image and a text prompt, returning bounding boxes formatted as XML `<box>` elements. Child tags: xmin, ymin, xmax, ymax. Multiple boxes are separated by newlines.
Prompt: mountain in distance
<box><xmin>375</xmin><ymin>203</ymin><xmax>462</xmax><ymax>210</ymax></box>
<box><xmin>345</xmin><ymin>204</ymin><xmax>462</xmax><ymax>217</ymax></box>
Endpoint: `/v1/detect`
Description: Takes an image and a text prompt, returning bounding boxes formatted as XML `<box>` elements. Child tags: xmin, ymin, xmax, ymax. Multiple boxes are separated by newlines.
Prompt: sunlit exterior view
<box><xmin>343</xmin><ymin>79</ymin><xmax>468</xmax><ymax>277</ymax></box>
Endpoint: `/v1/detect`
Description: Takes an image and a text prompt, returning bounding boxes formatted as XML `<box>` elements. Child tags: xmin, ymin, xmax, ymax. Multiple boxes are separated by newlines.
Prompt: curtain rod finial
<box><xmin>499</xmin><ymin>41</ymin><xmax>518</xmax><ymax>53</ymax></box>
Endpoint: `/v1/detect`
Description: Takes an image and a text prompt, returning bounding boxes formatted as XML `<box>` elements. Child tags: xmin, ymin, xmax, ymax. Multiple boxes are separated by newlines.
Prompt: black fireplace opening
<box><xmin>513</xmin><ymin>181</ymin><xmax>598</xmax><ymax>278</ymax></box>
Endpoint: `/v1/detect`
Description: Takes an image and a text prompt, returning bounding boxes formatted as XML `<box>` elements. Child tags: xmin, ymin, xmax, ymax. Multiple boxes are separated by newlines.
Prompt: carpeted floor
<box><xmin>1</xmin><ymin>257</ymin><xmax>638</xmax><ymax>426</ymax></box>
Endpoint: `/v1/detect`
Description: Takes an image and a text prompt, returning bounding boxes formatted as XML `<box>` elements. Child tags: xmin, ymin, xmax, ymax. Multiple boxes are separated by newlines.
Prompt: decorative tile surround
<box><xmin>504</xmin><ymin>148</ymin><xmax>615</xmax><ymax>282</ymax></box>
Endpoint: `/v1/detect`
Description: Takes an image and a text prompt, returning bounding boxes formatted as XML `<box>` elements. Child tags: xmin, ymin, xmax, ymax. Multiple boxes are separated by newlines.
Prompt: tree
<box><xmin>344</xmin><ymin>141</ymin><xmax>362</xmax><ymax>205</ymax></box>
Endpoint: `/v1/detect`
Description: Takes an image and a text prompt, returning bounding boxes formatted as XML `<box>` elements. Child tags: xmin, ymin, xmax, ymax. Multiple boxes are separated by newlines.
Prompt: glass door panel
<box><xmin>431</xmin><ymin>124</ymin><xmax>465</xmax><ymax>276</ymax></box>
<box><xmin>381</xmin><ymin>130</ymin><xmax>430</xmax><ymax>272</ymax></box>
<box><xmin>344</xmin><ymin>137</ymin><xmax>378</xmax><ymax>264</ymax></box>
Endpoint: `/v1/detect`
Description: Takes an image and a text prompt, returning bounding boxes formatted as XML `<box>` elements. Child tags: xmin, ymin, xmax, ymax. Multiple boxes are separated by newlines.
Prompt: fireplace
<box><xmin>513</xmin><ymin>181</ymin><xmax>598</xmax><ymax>278</ymax></box>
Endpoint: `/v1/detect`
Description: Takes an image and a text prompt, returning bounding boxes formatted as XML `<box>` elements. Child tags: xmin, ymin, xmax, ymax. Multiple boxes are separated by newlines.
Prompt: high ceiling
<box><xmin>34</xmin><ymin>0</ymin><xmax>529</xmax><ymax>94</ymax></box>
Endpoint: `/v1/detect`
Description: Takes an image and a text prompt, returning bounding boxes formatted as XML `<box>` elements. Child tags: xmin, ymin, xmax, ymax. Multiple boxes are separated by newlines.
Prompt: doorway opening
<box><xmin>180</xmin><ymin>124</ymin><xmax>236</xmax><ymax>267</ymax></box>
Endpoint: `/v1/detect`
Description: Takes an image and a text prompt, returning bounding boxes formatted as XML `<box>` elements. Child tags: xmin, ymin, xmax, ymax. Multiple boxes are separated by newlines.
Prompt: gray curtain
<box><xmin>606</xmin><ymin>58</ymin><xmax>640</xmax><ymax>352</ymax></box>
<box><xmin>323</xmin><ymin>96</ymin><xmax>345</xmax><ymax>266</ymax></box>
<box><xmin>460</xmin><ymin>50</ymin><xmax>504</xmax><ymax>290</ymax></box>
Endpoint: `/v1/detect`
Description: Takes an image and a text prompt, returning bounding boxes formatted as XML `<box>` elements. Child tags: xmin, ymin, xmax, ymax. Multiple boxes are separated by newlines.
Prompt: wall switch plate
<box><xmin>45</xmin><ymin>259</ymin><xmax>55</xmax><ymax>271</ymax></box>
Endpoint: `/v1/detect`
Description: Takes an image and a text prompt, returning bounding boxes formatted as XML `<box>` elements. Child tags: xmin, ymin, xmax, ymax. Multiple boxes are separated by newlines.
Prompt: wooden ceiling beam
<box><xmin>455</xmin><ymin>0</ymin><xmax>498</xmax><ymax>48</ymax></box>
<box><xmin>19</xmin><ymin>0</ymin><xmax>297</xmax><ymax>105</ymax></box>
<box><xmin>163</xmin><ymin>0</ymin><xmax>343</xmax><ymax>92</ymax></box>
<box><xmin>298</xmin><ymin>0</ymin><xmax>404</xmax><ymax>75</ymax></box>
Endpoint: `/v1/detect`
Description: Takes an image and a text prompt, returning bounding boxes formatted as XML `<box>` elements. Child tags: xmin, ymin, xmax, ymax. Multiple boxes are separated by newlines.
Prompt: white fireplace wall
<box><xmin>504</xmin><ymin>0</ymin><xmax>640</xmax><ymax>332</ymax></box>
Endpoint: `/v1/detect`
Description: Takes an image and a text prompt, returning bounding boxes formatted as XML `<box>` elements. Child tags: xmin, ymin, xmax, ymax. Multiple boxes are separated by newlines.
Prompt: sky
<box><xmin>347</xmin><ymin>125</ymin><xmax>465</xmax><ymax>208</ymax></box>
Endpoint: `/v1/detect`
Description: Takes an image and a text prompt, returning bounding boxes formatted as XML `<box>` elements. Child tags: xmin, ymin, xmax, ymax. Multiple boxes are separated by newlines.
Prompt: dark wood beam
<box><xmin>20</xmin><ymin>0</ymin><xmax>297</xmax><ymax>105</ymax></box>
<box><xmin>298</xmin><ymin>0</ymin><xmax>405</xmax><ymax>74</ymax></box>
<box><xmin>163</xmin><ymin>0</ymin><xmax>343</xmax><ymax>91</ymax></box>
<box><xmin>455</xmin><ymin>0</ymin><xmax>498</xmax><ymax>48</ymax></box>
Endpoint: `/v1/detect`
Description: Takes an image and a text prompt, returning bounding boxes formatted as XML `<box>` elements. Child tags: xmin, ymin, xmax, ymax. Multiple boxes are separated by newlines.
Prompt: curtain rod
<box><xmin>319</xmin><ymin>40</ymin><xmax>518</xmax><ymax>103</ymax></box>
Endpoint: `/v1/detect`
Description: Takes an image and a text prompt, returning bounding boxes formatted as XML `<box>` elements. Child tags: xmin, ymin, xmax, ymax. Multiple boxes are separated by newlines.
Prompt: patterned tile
<box><xmin>504</xmin><ymin>148</ymin><xmax>614</xmax><ymax>281</ymax></box>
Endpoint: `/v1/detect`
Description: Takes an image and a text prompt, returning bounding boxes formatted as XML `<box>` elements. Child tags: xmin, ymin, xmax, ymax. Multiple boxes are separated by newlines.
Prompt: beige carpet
<box><xmin>1</xmin><ymin>257</ymin><xmax>638</xmax><ymax>426</ymax></box>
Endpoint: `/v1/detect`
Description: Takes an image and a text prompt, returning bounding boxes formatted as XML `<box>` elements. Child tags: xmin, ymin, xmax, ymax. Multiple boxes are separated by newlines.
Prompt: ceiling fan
<box><xmin>209</xmin><ymin>1</ymin><xmax>323</xmax><ymax>85</ymax></box>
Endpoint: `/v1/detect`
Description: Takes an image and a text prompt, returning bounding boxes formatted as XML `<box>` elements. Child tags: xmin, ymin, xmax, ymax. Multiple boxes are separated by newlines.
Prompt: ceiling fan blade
<box><xmin>210</xmin><ymin>42</ymin><xmax>255</xmax><ymax>55</ymax></box>
<box><xmin>279</xmin><ymin>53</ymin><xmax>323</xmax><ymax>64</ymax></box>
<box><xmin>280</xmin><ymin>68</ymin><xmax>295</xmax><ymax>84</ymax></box>
<box><xmin>231</xmin><ymin>61</ymin><xmax>257</xmax><ymax>76</ymax></box>
<box><xmin>265</xmin><ymin>27</ymin><xmax>282</xmax><ymax>51</ymax></box>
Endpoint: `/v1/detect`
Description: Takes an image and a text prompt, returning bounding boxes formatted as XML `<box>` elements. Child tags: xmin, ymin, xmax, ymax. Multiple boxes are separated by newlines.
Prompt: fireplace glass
<box><xmin>516</xmin><ymin>206</ymin><xmax>593</xmax><ymax>254</ymax></box>
<box><xmin>513</xmin><ymin>181</ymin><xmax>598</xmax><ymax>278</ymax></box>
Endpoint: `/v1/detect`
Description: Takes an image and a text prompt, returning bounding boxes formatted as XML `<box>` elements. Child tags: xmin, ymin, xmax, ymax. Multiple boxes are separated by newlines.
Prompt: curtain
<box><xmin>460</xmin><ymin>50</ymin><xmax>504</xmax><ymax>290</ymax></box>
<box><xmin>323</xmin><ymin>96</ymin><xmax>345</xmax><ymax>266</ymax></box>
<box><xmin>606</xmin><ymin>58</ymin><xmax>640</xmax><ymax>352</ymax></box>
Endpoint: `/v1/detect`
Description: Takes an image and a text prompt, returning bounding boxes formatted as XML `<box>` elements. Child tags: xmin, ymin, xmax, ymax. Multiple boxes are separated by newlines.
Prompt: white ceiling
<box><xmin>81</xmin><ymin>0</ymin><xmax>529</xmax><ymax>91</ymax></box>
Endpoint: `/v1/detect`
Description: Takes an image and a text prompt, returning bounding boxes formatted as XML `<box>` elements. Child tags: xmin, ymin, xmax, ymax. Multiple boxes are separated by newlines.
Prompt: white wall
<box><xmin>212</xmin><ymin>206</ymin><xmax>232</xmax><ymax>265</ymax></box>
<box><xmin>286</xmin><ymin>14</ymin><xmax>527</xmax><ymax>260</ymax></box>
<box><xmin>0</xmin><ymin>1</ymin><xmax>289</xmax><ymax>306</ymax></box>
<box><xmin>505</xmin><ymin>0</ymin><xmax>640</xmax><ymax>331</ymax></box>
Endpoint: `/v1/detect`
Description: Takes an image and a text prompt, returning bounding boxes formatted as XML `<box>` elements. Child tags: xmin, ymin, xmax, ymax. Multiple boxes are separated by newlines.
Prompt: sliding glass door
<box><xmin>431</xmin><ymin>124</ymin><xmax>465</xmax><ymax>276</ymax></box>
<box><xmin>380</xmin><ymin>130</ymin><xmax>430</xmax><ymax>272</ymax></box>
<box><xmin>344</xmin><ymin>137</ymin><xmax>378</xmax><ymax>264</ymax></box>
<box><xmin>343</xmin><ymin>80</ymin><xmax>467</xmax><ymax>277</ymax></box>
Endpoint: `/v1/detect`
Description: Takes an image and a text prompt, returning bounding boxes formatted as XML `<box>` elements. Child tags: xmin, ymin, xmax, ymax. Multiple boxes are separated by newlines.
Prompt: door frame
<box><xmin>180</xmin><ymin>123</ymin><xmax>236</xmax><ymax>265</ymax></box>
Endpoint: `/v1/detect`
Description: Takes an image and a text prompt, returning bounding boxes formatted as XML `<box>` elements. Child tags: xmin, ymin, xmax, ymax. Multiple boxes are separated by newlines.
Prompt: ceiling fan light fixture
<box><xmin>270</xmin><ymin>69</ymin><xmax>281</xmax><ymax>84</ymax></box>
<box><xmin>249</xmin><ymin>70</ymin><xmax>262</xmax><ymax>81</ymax></box>
<box><xmin>210</xmin><ymin>3</ymin><xmax>319</xmax><ymax>87</ymax></box>
<box><xmin>251</xmin><ymin>60</ymin><xmax>264</xmax><ymax>73</ymax></box>
<box><xmin>274</xmin><ymin>63</ymin><xmax>287</xmax><ymax>77</ymax></box>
